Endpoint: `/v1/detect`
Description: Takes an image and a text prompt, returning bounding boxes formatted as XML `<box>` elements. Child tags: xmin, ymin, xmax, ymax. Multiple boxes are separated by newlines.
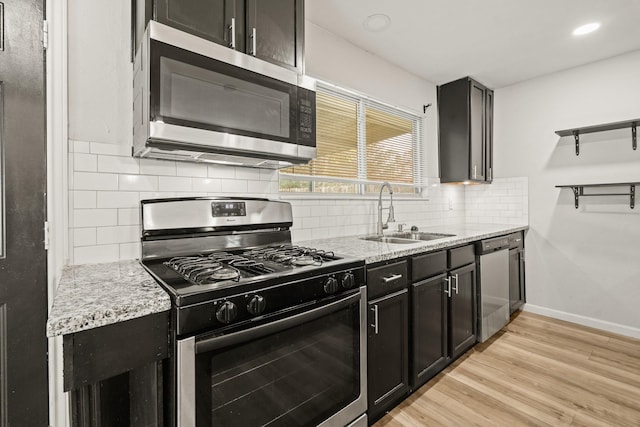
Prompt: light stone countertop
<box><xmin>46</xmin><ymin>260</ymin><xmax>171</xmax><ymax>337</ymax></box>
<box><xmin>295</xmin><ymin>223</ymin><xmax>529</xmax><ymax>264</ymax></box>
<box><xmin>47</xmin><ymin>223</ymin><xmax>527</xmax><ymax>337</ymax></box>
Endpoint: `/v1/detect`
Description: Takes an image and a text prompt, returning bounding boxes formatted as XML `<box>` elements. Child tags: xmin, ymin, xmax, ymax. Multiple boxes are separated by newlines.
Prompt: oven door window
<box><xmin>150</xmin><ymin>40</ymin><xmax>296</xmax><ymax>142</ymax></box>
<box><xmin>189</xmin><ymin>295</ymin><xmax>361</xmax><ymax>426</ymax></box>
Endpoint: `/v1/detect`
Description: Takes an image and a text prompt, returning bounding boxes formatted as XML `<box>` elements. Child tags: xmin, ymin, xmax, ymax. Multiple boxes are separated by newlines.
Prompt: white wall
<box><xmin>63</xmin><ymin>2</ymin><xmax>480</xmax><ymax>264</ymax></box>
<box><xmin>495</xmin><ymin>50</ymin><xmax>640</xmax><ymax>336</ymax></box>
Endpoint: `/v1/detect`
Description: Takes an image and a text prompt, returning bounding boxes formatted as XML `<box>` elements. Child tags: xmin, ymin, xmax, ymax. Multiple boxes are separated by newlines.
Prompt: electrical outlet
<box><xmin>448</xmin><ymin>198</ymin><xmax>453</xmax><ymax>210</ymax></box>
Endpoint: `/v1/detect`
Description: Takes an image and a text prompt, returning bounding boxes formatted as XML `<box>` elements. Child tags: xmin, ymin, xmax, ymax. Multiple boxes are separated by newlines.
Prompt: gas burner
<box><xmin>208</xmin><ymin>267</ymin><xmax>240</xmax><ymax>281</ymax></box>
<box><xmin>291</xmin><ymin>255</ymin><xmax>317</xmax><ymax>266</ymax></box>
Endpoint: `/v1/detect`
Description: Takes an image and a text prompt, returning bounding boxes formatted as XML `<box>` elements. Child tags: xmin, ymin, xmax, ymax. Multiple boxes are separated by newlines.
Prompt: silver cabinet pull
<box><xmin>444</xmin><ymin>276</ymin><xmax>451</xmax><ymax>296</ymax></box>
<box><xmin>371</xmin><ymin>305</ymin><xmax>379</xmax><ymax>334</ymax></box>
<box><xmin>382</xmin><ymin>274</ymin><xmax>403</xmax><ymax>283</ymax></box>
<box><xmin>452</xmin><ymin>274</ymin><xmax>459</xmax><ymax>294</ymax></box>
<box><xmin>488</xmin><ymin>167</ymin><xmax>492</xmax><ymax>181</ymax></box>
<box><xmin>473</xmin><ymin>165</ymin><xmax>477</xmax><ymax>179</ymax></box>
<box><xmin>250</xmin><ymin>27</ymin><xmax>257</xmax><ymax>56</ymax></box>
<box><xmin>228</xmin><ymin>18</ymin><xmax>236</xmax><ymax>49</ymax></box>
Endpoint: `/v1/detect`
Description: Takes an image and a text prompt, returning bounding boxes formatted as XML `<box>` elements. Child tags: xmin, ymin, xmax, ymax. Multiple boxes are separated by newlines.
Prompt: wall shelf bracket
<box><xmin>555</xmin><ymin>118</ymin><xmax>640</xmax><ymax>156</ymax></box>
<box><xmin>632</xmin><ymin>123</ymin><xmax>637</xmax><ymax>151</ymax></box>
<box><xmin>556</xmin><ymin>183</ymin><xmax>639</xmax><ymax>209</ymax></box>
<box><xmin>573</xmin><ymin>131</ymin><xmax>580</xmax><ymax>156</ymax></box>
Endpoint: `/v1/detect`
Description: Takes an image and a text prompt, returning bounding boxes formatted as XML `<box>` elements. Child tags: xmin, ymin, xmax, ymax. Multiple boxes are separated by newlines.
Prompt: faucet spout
<box><xmin>377</xmin><ymin>182</ymin><xmax>395</xmax><ymax>236</ymax></box>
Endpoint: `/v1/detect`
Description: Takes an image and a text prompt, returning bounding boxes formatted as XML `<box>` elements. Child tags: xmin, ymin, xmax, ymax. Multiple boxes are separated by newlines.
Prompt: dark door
<box><xmin>449</xmin><ymin>263</ymin><xmax>476</xmax><ymax>359</ymax></box>
<box><xmin>246</xmin><ymin>0</ymin><xmax>301</xmax><ymax>69</ymax></box>
<box><xmin>411</xmin><ymin>274</ymin><xmax>448</xmax><ymax>388</ymax></box>
<box><xmin>156</xmin><ymin>0</ymin><xmax>244</xmax><ymax>51</ymax></box>
<box><xmin>367</xmin><ymin>289</ymin><xmax>409</xmax><ymax>419</ymax></box>
<box><xmin>0</xmin><ymin>0</ymin><xmax>49</xmax><ymax>425</ymax></box>
<box><xmin>469</xmin><ymin>80</ymin><xmax>485</xmax><ymax>181</ymax></box>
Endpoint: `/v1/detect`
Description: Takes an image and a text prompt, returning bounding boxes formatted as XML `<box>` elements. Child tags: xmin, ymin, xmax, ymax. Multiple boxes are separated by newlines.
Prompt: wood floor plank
<box><xmin>373</xmin><ymin>312</ymin><xmax>640</xmax><ymax>427</ymax></box>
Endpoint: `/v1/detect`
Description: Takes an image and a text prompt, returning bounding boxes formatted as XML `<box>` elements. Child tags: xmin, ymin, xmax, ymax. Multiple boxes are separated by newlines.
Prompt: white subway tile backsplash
<box><xmin>73</xmin><ymin>191</ymin><xmax>97</xmax><ymax>209</ymax></box>
<box><xmin>74</xmin><ymin>153</ymin><xmax>98</xmax><ymax>172</ymax></box>
<box><xmin>208</xmin><ymin>165</ymin><xmax>236</xmax><ymax>179</ymax></box>
<box><xmin>119</xmin><ymin>243</ymin><xmax>141</xmax><ymax>261</ymax></box>
<box><xmin>159</xmin><ymin>176</ymin><xmax>192</xmax><ymax>192</ymax></box>
<box><xmin>98</xmin><ymin>155</ymin><xmax>139</xmax><ymax>174</ymax></box>
<box><xmin>73</xmin><ymin>228</ymin><xmax>97</xmax><ymax>247</ymax></box>
<box><xmin>73</xmin><ymin>209</ymin><xmax>118</xmax><ymax>227</ymax></box>
<box><xmin>118</xmin><ymin>208</ymin><xmax>140</xmax><ymax>226</ymax></box>
<box><xmin>220</xmin><ymin>179</ymin><xmax>248</xmax><ymax>193</ymax></box>
<box><xmin>74</xmin><ymin>244</ymin><xmax>120</xmax><ymax>264</ymax></box>
<box><xmin>235</xmin><ymin>168</ymin><xmax>261</xmax><ymax>180</ymax></box>
<box><xmin>140</xmin><ymin>158</ymin><xmax>177</xmax><ymax>176</ymax></box>
<box><xmin>96</xmin><ymin>225</ymin><xmax>140</xmax><ymax>245</ymax></box>
<box><xmin>176</xmin><ymin>162</ymin><xmax>208</xmax><ymax>177</ymax></box>
<box><xmin>73</xmin><ymin>172</ymin><xmax>118</xmax><ymax>191</ymax></box>
<box><xmin>97</xmin><ymin>191</ymin><xmax>139</xmax><ymax>209</ymax></box>
<box><xmin>90</xmin><ymin>142</ymin><xmax>131</xmax><ymax>156</ymax></box>
<box><xmin>192</xmin><ymin>178</ymin><xmax>222</xmax><ymax>193</ymax></box>
<box><xmin>119</xmin><ymin>174</ymin><xmax>158</xmax><ymax>191</ymax></box>
<box><xmin>72</xmin><ymin>140</ymin><xmax>91</xmax><ymax>153</ymax></box>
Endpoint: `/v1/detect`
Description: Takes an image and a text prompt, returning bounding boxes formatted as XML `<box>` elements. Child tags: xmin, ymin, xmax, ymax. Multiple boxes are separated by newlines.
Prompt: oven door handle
<box><xmin>195</xmin><ymin>290</ymin><xmax>362</xmax><ymax>354</ymax></box>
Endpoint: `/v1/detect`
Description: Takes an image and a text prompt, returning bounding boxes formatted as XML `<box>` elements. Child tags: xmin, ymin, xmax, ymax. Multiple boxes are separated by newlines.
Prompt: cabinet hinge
<box><xmin>42</xmin><ymin>20</ymin><xmax>48</xmax><ymax>50</ymax></box>
<box><xmin>44</xmin><ymin>221</ymin><xmax>50</xmax><ymax>250</ymax></box>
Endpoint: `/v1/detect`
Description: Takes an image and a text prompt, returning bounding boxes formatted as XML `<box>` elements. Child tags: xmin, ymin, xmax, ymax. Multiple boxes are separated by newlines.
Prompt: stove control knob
<box><xmin>247</xmin><ymin>295</ymin><xmax>267</xmax><ymax>316</ymax></box>
<box><xmin>341</xmin><ymin>272</ymin><xmax>355</xmax><ymax>289</ymax></box>
<box><xmin>216</xmin><ymin>301</ymin><xmax>238</xmax><ymax>324</ymax></box>
<box><xmin>323</xmin><ymin>276</ymin><xmax>339</xmax><ymax>294</ymax></box>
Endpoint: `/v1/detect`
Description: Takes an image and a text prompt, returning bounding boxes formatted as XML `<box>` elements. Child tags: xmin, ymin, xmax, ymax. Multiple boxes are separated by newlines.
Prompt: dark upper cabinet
<box><xmin>133</xmin><ymin>0</ymin><xmax>304</xmax><ymax>72</ymax></box>
<box><xmin>438</xmin><ymin>76</ymin><xmax>494</xmax><ymax>183</ymax></box>
<box><xmin>367</xmin><ymin>289</ymin><xmax>410</xmax><ymax>420</ymax></box>
<box><xmin>247</xmin><ymin>0</ymin><xmax>303</xmax><ymax>69</ymax></box>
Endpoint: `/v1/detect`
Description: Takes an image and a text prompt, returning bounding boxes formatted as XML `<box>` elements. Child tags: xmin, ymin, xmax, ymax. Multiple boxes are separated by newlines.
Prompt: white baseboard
<box><xmin>523</xmin><ymin>304</ymin><xmax>640</xmax><ymax>339</ymax></box>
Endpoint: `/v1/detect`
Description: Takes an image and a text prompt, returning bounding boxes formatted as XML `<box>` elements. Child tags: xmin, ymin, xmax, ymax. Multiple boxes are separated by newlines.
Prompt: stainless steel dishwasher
<box><xmin>476</xmin><ymin>236</ymin><xmax>510</xmax><ymax>342</ymax></box>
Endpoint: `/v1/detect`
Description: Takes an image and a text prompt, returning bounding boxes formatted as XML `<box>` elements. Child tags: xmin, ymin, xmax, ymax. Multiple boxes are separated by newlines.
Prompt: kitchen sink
<box><xmin>390</xmin><ymin>232</ymin><xmax>456</xmax><ymax>241</ymax></box>
<box><xmin>360</xmin><ymin>236</ymin><xmax>420</xmax><ymax>244</ymax></box>
<box><xmin>360</xmin><ymin>232</ymin><xmax>456</xmax><ymax>244</ymax></box>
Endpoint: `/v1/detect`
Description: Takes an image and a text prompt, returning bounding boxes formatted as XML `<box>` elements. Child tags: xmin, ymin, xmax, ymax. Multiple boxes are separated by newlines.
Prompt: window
<box><xmin>279</xmin><ymin>83</ymin><xmax>424</xmax><ymax>196</ymax></box>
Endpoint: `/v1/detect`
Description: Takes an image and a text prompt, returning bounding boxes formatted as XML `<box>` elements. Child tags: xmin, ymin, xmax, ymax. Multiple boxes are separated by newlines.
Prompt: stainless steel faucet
<box><xmin>377</xmin><ymin>182</ymin><xmax>395</xmax><ymax>235</ymax></box>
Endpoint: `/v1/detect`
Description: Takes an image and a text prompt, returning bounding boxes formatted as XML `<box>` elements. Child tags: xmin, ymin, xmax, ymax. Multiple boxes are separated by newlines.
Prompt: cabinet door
<box><xmin>469</xmin><ymin>81</ymin><xmax>486</xmax><ymax>181</ymax></box>
<box><xmin>449</xmin><ymin>263</ymin><xmax>477</xmax><ymax>359</ymax></box>
<box><xmin>485</xmin><ymin>89</ymin><xmax>494</xmax><ymax>182</ymax></box>
<box><xmin>156</xmin><ymin>0</ymin><xmax>242</xmax><ymax>50</ymax></box>
<box><xmin>509</xmin><ymin>248</ymin><xmax>526</xmax><ymax>313</ymax></box>
<box><xmin>246</xmin><ymin>0</ymin><xmax>302</xmax><ymax>69</ymax></box>
<box><xmin>368</xmin><ymin>289</ymin><xmax>410</xmax><ymax>418</ymax></box>
<box><xmin>412</xmin><ymin>274</ymin><xmax>448</xmax><ymax>388</ymax></box>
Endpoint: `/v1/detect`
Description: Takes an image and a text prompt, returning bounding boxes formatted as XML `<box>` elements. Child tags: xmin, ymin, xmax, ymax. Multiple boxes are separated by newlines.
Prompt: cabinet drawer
<box><xmin>412</xmin><ymin>251</ymin><xmax>447</xmax><ymax>282</ymax></box>
<box><xmin>448</xmin><ymin>245</ymin><xmax>475</xmax><ymax>270</ymax></box>
<box><xmin>508</xmin><ymin>231</ymin><xmax>524</xmax><ymax>249</ymax></box>
<box><xmin>367</xmin><ymin>260</ymin><xmax>408</xmax><ymax>300</ymax></box>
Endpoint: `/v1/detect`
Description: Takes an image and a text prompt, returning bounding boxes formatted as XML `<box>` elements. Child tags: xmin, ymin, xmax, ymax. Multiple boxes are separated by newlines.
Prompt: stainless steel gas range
<box><xmin>140</xmin><ymin>197</ymin><xmax>367</xmax><ymax>427</ymax></box>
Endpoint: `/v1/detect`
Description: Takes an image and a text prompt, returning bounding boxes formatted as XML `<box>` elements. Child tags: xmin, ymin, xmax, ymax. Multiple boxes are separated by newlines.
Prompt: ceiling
<box><xmin>305</xmin><ymin>0</ymin><xmax>640</xmax><ymax>88</ymax></box>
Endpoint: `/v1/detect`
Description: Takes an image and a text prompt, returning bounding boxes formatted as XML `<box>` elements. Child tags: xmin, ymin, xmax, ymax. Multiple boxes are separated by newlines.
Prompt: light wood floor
<box><xmin>374</xmin><ymin>311</ymin><xmax>640</xmax><ymax>427</ymax></box>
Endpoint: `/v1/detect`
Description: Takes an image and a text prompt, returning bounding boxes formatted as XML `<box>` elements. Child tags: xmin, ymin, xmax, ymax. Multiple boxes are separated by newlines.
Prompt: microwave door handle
<box><xmin>195</xmin><ymin>291</ymin><xmax>361</xmax><ymax>354</ymax></box>
<box><xmin>228</xmin><ymin>18</ymin><xmax>236</xmax><ymax>49</ymax></box>
<box><xmin>251</xmin><ymin>27</ymin><xmax>257</xmax><ymax>56</ymax></box>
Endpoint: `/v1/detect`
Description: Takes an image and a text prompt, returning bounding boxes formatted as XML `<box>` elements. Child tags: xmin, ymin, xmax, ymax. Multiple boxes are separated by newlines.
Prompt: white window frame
<box><xmin>279</xmin><ymin>81</ymin><xmax>426</xmax><ymax>199</ymax></box>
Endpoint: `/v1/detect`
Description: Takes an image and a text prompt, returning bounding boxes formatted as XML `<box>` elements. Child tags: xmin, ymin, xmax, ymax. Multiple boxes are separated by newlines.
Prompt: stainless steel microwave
<box><xmin>133</xmin><ymin>21</ymin><xmax>316</xmax><ymax>169</ymax></box>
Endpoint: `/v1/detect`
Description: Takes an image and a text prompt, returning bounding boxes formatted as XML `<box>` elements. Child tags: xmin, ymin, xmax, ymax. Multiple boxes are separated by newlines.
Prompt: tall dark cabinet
<box><xmin>366</xmin><ymin>260</ymin><xmax>410</xmax><ymax>420</ymax></box>
<box><xmin>133</xmin><ymin>0</ymin><xmax>305</xmax><ymax>72</ymax></box>
<box><xmin>438</xmin><ymin>77</ymin><xmax>494</xmax><ymax>183</ymax></box>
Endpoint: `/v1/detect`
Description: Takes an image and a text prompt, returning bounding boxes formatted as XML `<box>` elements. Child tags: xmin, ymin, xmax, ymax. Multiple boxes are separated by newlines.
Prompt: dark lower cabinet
<box><xmin>411</xmin><ymin>273</ymin><xmax>448</xmax><ymax>387</ymax></box>
<box><xmin>367</xmin><ymin>289</ymin><xmax>410</xmax><ymax>420</ymax></box>
<box><xmin>509</xmin><ymin>232</ymin><xmax>526</xmax><ymax>313</ymax></box>
<box><xmin>449</xmin><ymin>262</ymin><xmax>477</xmax><ymax>359</ymax></box>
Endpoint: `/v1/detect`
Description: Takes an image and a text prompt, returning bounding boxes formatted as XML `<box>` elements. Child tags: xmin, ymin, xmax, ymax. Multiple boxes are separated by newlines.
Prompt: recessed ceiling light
<box><xmin>573</xmin><ymin>22</ymin><xmax>600</xmax><ymax>36</ymax></box>
<box><xmin>363</xmin><ymin>14</ymin><xmax>391</xmax><ymax>32</ymax></box>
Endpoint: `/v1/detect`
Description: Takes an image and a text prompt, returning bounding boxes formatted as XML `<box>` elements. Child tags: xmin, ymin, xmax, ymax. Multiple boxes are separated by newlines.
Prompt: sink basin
<box><xmin>360</xmin><ymin>236</ymin><xmax>419</xmax><ymax>244</ymax></box>
<box><xmin>390</xmin><ymin>232</ymin><xmax>456</xmax><ymax>241</ymax></box>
